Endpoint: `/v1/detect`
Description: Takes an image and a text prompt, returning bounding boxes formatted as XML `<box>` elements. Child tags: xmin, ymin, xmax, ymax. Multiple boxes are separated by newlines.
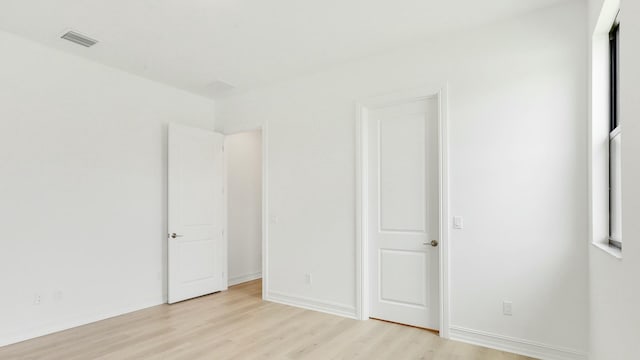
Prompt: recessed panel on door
<box><xmin>380</xmin><ymin>249</ymin><xmax>428</xmax><ymax>307</ymax></box>
<box><xmin>379</xmin><ymin>111</ymin><xmax>427</xmax><ymax>233</ymax></box>
<box><xmin>178</xmin><ymin>241</ymin><xmax>217</xmax><ymax>283</ymax></box>
<box><xmin>179</xmin><ymin>139</ymin><xmax>217</xmax><ymax>226</ymax></box>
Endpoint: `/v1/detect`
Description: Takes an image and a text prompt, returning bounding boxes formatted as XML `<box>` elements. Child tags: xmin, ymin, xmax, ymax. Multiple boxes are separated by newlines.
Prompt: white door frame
<box><xmin>221</xmin><ymin>124</ymin><xmax>269</xmax><ymax>299</ymax></box>
<box><xmin>355</xmin><ymin>85</ymin><xmax>450</xmax><ymax>338</ymax></box>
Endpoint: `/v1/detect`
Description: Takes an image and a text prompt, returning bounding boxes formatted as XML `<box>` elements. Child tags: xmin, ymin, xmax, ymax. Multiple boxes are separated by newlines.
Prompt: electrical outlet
<box><xmin>503</xmin><ymin>301</ymin><xmax>513</xmax><ymax>316</ymax></box>
<box><xmin>305</xmin><ymin>273</ymin><xmax>312</xmax><ymax>285</ymax></box>
<box><xmin>33</xmin><ymin>293</ymin><xmax>42</xmax><ymax>305</ymax></box>
<box><xmin>53</xmin><ymin>290</ymin><xmax>63</xmax><ymax>302</ymax></box>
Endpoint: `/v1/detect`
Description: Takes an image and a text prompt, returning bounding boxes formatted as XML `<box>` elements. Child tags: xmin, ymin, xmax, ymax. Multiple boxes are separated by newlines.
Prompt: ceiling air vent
<box><xmin>207</xmin><ymin>80</ymin><xmax>235</xmax><ymax>93</ymax></box>
<box><xmin>206</xmin><ymin>80</ymin><xmax>235</xmax><ymax>97</ymax></box>
<box><xmin>61</xmin><ymin>31</ymin><xmax>98</xmax><ymax>48</ymax></box>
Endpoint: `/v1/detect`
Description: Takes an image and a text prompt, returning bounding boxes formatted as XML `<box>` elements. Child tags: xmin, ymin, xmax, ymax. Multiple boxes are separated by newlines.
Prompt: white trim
<box><xmin>228</xmin><ymin>272</ymin><xmax>263</xmax><ymax>286</ymax></box>
<box><xmin>266</xmin><ymin>291</ymin><xmax>357</xmax><ymax>319</ymax></box>
<box><xmin>591</xmin><ymin>241</ymin><xmax>622</xmax><ymax>259</ymax></box>
<box><xmin>449</xmin><ymin>326</ymin><xmax>587</xmax><ymax>360</ymax></box>
<box><xmin>0</xmin><ymin>299</ymin><xmax>162</xmax><ymax>347</ymax></box>
<box><xmin>261</xmin><ymin>122</ymin><xmax>269</xmax><ymax>301</ymax></box>
<box><xmin>222</xmin><ymin>136</ymin><xmax>229</xmax><ymax>291</ymax></box>
<box><xmin>355</xmin><ymin>103</ymin><xmax>368</xmax><ymax>321</ymax></box>
<box><xmin>437</xmin><ymin>87</ymin><xmax>451</xmax><ymax>339</ymax></box>
<box><xmin>355</xmin><ymin>85</ymin><xmax>450</xmax><ymax>338</ymax></box>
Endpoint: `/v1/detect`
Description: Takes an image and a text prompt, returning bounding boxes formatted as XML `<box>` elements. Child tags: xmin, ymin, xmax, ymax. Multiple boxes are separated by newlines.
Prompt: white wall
<box><xmin>226</xmin><ymin>131</ymin><xmax>262</xmax><ymax>286</ymax></box>
<box><xmin>588</xmin><ymin>0</ymin><xmax>640</xmax><ymax>359</ymax></box>
<box><xmin>0</xmin><ymin>30</ymin><xmax>215</xmax><ymax>346</ymax></box>
<box><xmin>216</xmin><ymin>1</ymin><xmax>588</xmax><ymax>358</ymax></box>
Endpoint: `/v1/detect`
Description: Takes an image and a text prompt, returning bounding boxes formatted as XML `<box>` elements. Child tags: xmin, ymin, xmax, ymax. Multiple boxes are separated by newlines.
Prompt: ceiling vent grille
<box><xmin>61</xmin><ymin>31</ymin><xmax>98</xmax><ymax>47</ymax></box>
<box><xmin>206</xmin><ymin>80</ymin><xmax>235</xmax><ymax>95</ymax></box>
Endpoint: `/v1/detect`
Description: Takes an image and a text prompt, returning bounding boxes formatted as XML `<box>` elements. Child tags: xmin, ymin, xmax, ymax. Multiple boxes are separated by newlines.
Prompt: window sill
<box><xmin>591</xmin><ymin>242</ymin><xmax>622</xmax><ymax>259</ymax></box>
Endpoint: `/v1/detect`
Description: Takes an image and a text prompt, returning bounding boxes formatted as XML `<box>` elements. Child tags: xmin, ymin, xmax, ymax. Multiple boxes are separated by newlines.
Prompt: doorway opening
<box><xmin>225</xmin><ymin>129</ymin><xmax>264</xmax><ymax>299</ymax></box>
<box><xmin>356</xmin><ymin>86</ymin><xmax>450</xmax><ymax>338</ymax></box>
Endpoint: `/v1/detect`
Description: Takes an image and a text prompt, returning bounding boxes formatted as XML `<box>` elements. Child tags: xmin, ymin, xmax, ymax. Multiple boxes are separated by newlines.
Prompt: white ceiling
<box><xmin>0</xmin><ymin>0</ymin><xmax>567</xmax><ymax>99</ymax></box>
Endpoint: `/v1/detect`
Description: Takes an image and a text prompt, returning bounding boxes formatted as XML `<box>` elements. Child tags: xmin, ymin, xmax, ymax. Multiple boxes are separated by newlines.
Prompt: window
<box><xmin>609</xmin><ymin>21</ymin><xmax>622</xmax><ymax>250</ymax></box>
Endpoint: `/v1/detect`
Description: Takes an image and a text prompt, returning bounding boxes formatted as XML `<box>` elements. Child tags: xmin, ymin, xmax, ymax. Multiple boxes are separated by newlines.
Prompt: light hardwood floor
<box><xmin>0</xmin><ymin>280</ymin><xmax>533</xmax><ymax>359</ymax></box>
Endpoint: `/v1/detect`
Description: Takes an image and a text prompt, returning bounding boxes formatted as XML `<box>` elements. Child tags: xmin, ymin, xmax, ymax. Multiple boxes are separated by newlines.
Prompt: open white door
<box><xmin>168</xmin><ymin>123</ymin><xmax>226</xmax><ymax>304</ymax></box>
<box><xmin>368</xmin><ymin>97</ymin><xmax>440</xmax><ymax>330</ymax></box>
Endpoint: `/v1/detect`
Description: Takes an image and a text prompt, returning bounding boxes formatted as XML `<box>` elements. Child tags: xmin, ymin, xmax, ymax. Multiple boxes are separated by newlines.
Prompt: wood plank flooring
<box><xmin>0</xmin><ymin>280</ymin><xmax>533</xmax><ymax>359</ymax></box>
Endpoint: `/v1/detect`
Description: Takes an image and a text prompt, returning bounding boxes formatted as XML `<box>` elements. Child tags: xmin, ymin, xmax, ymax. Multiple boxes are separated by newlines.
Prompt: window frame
<box><xmin>608</xmin><ymin>20</ymin><xmax>622</xmax><ymax>251</ymax></box>
<box><xmin>609</xmin><ymin>22</ymin><xmax>619</xmax><ymax>131</ymax></box>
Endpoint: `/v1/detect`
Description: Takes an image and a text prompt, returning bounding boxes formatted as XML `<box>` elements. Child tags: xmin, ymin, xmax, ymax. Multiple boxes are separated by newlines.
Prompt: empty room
<box><xmin>0</xmin><ymin>0</ymin><xmax>638</xmax><ymax>359</ymax></box>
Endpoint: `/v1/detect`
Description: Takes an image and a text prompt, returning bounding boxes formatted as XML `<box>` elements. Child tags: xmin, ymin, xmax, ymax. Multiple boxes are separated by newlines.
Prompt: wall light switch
<box><xmin>453</xmin><ymin>216</ymin><xmax>463</xmax><ymax>229</ymax></box>
<box><xmin>270</xmin><ymin>215</ymin><xmax>279</xmax><ymax>224</ymax></box>
<box><xmin>503</xmin><ymin>301</ymin><xmax>513</xmax><ymax>316</ymax></box>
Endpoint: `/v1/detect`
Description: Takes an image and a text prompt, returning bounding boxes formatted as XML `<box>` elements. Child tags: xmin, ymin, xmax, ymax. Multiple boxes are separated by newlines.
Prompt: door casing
<box><xmin>355</xmin><ymin>85</ymin><xmax>450</xmax><ymax>338</ymax></box>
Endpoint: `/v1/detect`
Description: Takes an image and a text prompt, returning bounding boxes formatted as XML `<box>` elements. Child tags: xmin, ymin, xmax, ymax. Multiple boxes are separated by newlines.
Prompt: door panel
<box><xmin>369</xmin><ymin>97</ymin><xmax>439</xmax><ymax>330</ymax></box>
<box><xmin>168</xmin><ymin>123</ymin><xmax>225</xmax><ymax>304</ymax></box>
<box><xmin>379</xmin><ymin>112</ymin><xmax>427</xmax><ymax>232</ymax></box>
<box><xmin>380</xmin><ymin>249</ymin><xmax>428</xmax><ymax>307</ymax></box>
<box><xmin>178</xmin><ymin>241</ymin><xmax>217</xmax><ymax>282</ymax></box>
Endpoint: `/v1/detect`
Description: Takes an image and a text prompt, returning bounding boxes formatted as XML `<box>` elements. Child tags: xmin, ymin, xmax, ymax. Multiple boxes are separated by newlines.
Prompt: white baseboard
<box><xmin>0</xmin><ymin>299</ymin><xmax>162</xmax><ymax>348</ymax></box>
<box><xmin>228</xmin><ymin>272</ymin><xmax>262</xmax><ymax>286</ymax></box>
<box><xmin>266</xmin><ymin>290</ymin><xmax>357</xmax><ymax>319</ymax></box>
<box><xmin>449</xmin><ymin>326</ymin><xmax>587</xmax><ymax>360</ymax></box>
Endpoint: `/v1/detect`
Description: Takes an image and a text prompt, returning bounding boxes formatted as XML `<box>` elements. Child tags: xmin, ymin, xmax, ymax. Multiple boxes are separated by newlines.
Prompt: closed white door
<box><xmin>368</xmin><ymin>97</ymin><xmax>440</xmax><ymax>330</ymax></box>
<box><xmin>168</xmin><ymin>123</ymin><xmax>226</xmax><ymax>304</ymax></box>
